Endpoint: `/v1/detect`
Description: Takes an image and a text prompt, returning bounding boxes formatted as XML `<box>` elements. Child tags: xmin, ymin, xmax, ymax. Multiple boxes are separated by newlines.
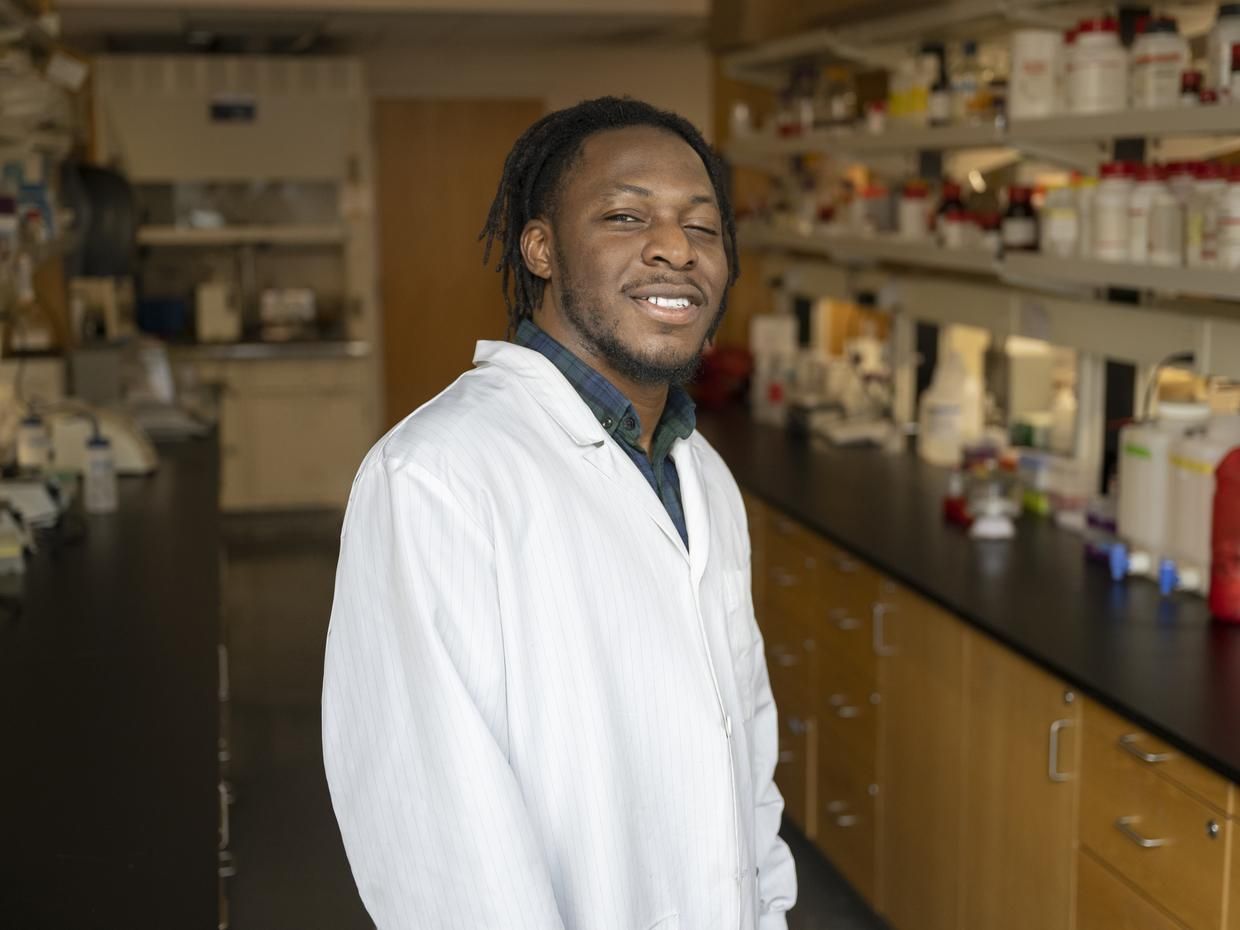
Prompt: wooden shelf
<box><xmin>137</xmin><ymin>225</ymin><xmax>347</xmax><ymax>247</ymax></box>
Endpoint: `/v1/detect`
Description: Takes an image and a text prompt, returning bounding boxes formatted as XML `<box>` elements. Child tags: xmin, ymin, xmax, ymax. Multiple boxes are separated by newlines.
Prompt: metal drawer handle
<box><xmin>826</xmin><ymin>800</ymin><xmax>849</xmax><ymax>814</ymax></box>
<box><xmin>1119</xmin><ymin>734</ymin><xmax>1176</xmax><ymax>764</ymax></box>
<box><xmin>872</xmin><ymin>603</ymin><xmax>895</xmax><ymax>656</ymax></box>
<box><xmin>777</xmin><ymin>652</ymin><xmax>799</xmax><ymax>667</ymax></box>
<box><xmin>773</xmin><ymin>570</ymin><xmax>798</xmax><ymax>588</ymax></box>
<box><xmin>219</xmin><ymin>781</ymin><xmax>231</xmax><ymax>850</ymax></box>
<box><xmin>1048</xmin><ymin>718</ymin><xmax>1074</xmax><ymax>783</ymax></box>
<box><xmin>835</xmin><ymin>557</ymin><xmax>860</xmax><ymax>575</ymax></box>
<box><xmin>787</xmin><ymin>717</ymin><xmax>807</xmax><ymax>735</ymax></box>
<box><xmin>836</xmin><ymin>814</ymin><xmax>859</xmax><ymax>828</ymax></box>
<box><xmin>218</xmin><ymin>849</ymin><xmax>237</xmax><ymax>878</ymax></box>
<box><xmin>830</xmin><ymin>695</ymin><xmax>860</xmax><ymax>719</ymax></box>
<box><xmin>1116</xmin><ymin>816</ymin><xmax>1169</xmax><ymax>849</ymax></box>
<box><xmin>831</xmin><ymin>611</ymin><xmax>861</xmax><ymax>631</ymax></box>
<box><xmin>778</xmin><ymin>750</ymin><xmax>796</xmax><ymax>764</ymax></box>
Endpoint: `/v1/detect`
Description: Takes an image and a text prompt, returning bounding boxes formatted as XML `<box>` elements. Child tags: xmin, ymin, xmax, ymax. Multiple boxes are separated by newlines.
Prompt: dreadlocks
<box><xmin>479</xmin><ymin>96</ymin><xmax>739</xmax><ymax>337</ymax></box>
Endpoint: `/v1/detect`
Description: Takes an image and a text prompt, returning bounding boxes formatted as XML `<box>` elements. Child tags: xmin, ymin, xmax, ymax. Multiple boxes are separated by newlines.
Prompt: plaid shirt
<box><xmin>515</xmin><ymin>319</ymin><xmax>695</xmax><ymax>550</ymax></box>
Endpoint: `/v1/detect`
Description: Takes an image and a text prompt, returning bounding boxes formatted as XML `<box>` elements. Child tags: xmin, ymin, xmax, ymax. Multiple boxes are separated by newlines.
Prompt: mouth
<box><xmin>625</xmin><ymin>283</ymin><xmax>706</xmax><ymax>325</ymax></box>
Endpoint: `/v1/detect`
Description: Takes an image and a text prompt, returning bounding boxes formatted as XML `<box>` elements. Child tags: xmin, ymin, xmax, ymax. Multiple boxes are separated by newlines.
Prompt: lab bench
<box><xmin>0</xmin><ymin>437</ymin><xmax>222</xmax><ymax>930</ymax></box>
<box><xmin>698</xmin><ymin>407</ymin><xmax>1240</xmax><ymax>930</ymax></box>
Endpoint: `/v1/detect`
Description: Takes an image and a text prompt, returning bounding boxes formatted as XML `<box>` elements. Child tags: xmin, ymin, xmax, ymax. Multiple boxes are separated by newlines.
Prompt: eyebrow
<box><xmin>606</xmin><ymin>183</ymin><xmax>718</xmax><ymax>207</ymax></box>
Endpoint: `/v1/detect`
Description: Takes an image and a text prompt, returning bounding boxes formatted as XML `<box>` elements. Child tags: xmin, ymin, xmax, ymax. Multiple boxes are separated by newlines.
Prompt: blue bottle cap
<box><xmin>1108</xmin><ymin>543</ymin><xmax>1128</xmax><ymax>582</ymax></box>
<box><xmin>1158</xmin><ymin>559</ymin><xmax>1178</xmax><ymax>597</ymax></box>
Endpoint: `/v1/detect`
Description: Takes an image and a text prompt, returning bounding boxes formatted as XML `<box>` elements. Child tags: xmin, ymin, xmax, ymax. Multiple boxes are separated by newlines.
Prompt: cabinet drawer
<box><xmin>777</xmin><ymin>713</ymin><xmax>816</xmax><ymax>838</ymax></box>
<box><xmin>815</xmin><ymin>762</ymin><xmax>878</xmax><ymax>906</ymax></box>
<box><xmin>816</xmin><ymin>682</ymin><xmax>879</xmax><ymax>792</ymax></box>
<box><xmin>1081</xmin><ymin>701</ymin><xmax>1229</xmax><ymax>930</ymax></box>
<box><xmin>1084</xmin><ymin>700</ymin><xmax>1231</xmax><ymax>816</ymax></box>
<box><xmin>1077</xmin><ymin>849</ymin><xmax>1189</xmax><ymax>930</ymax></box>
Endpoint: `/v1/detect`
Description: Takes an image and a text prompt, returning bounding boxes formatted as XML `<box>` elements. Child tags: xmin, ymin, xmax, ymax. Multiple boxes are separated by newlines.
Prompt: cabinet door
<box><xmin>1230</xmin><ymin>828</ymin><xmax>1240</xmax><ymax>930</ymax></box>
<box><xmin>777</xmin><ymin>712</ymin><xmax>817</xmax><ymax>838</ymax></box>
<box><xmin>876</xmin><ymin>581</ymin><xmax>968</xmax><ymax>930</ymax></box>
<box><xmin>1077</xmin><ymin>849</ymin><xmax>1187</xmax><ymax>930</ymax></box>
<box><xmin>960</xmin><ymin>631</ymin><xmax>1081</xmax><ymax>930</ymax></box>
<box><xmin>223</xmin><ymin>385</ymin><xmax>375</xmax><ymax>510</ymax></box>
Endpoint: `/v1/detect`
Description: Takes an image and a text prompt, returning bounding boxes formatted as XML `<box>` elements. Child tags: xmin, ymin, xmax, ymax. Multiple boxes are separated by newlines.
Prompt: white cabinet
<box><xmin>204</xmin><ymin>356</ymin><xmax>378</xmax><ymax>511</ymax></box>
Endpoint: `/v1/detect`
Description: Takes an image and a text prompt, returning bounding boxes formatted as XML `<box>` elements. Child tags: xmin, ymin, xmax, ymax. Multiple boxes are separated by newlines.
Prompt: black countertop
<box><xmin>0</xmin><ymin>438</ymin><xmax>220</xmax><ymax>929</ymax></box>
<box><xmin>698</xmin><ymin>408</ymin><xmax>1240</xmax><ymax>787</ymax></box>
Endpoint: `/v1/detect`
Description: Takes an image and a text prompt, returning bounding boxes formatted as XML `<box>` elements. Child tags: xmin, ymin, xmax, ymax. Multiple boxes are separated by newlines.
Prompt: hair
<box><xmin>479</xmin><ymin>95</ymin><xmax>738</xmax><ymax>336</ymax></box>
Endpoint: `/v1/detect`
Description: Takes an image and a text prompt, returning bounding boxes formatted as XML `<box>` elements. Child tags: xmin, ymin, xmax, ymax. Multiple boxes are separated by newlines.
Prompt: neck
<box><xmin>532</xmin><ymin>308</ymin><xmax>669</xmax><ymax>455</ymax></box>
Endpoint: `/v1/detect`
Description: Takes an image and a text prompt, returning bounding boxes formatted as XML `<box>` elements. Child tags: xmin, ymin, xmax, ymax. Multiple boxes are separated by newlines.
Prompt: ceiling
<box><xmin>58</xmin><ymin>3</ymin><xmax>708</xmax><ymax>54</ymax></box>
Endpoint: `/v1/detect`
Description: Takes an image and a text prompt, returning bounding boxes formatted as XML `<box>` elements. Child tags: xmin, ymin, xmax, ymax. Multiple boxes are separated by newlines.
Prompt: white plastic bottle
<box><xmin>1041</xmin><ymin>183</ymin><xmax>1079</xmax><ymax>257</ymax></box>
<box><xmin>1009</xmin><ymin>29</ymin><xmax>1063</xmax><ymax>118</ymax></box>
<box><xmin>1220</xmin><ymin>165</ymin><xmax>1240</xmax><ymax>270</ymax></box>
<box><xmin>1117</xmin><ymin>402</ymin><xmax>1211</xmax><ymax>562</ymax></box>
<box><xmin>1187</xmin><ymin>162</ymin><xmax>1227</xmax><ymax>267</ymax></box>
<box><xmin>1131</xmin><ymin>17</ymin><xmax>1190</xmax><ymax>109</ymax></box>
<box><xmin>1168</xmin><ymin>415</ymin><xmax>1240</xmax><ymax>586</ymax></box>
<box><xmin>1049</xmin><ymin>380</ymin><xmax>1077</xmax><ymax>455</ymax></box>
<box><xmin>1209</xmin><ymin>3</ymin><xmax>1240</xmax><ymax>91</ymax></box>
<box><xmin>1126</xmin><ymin>165</ymin><xmax>1161</xmax><ymax>263</ymax></box>
<box><xmin>84</xmin><ymin>434</ymin><xmax>118</xmax><ymax>514</ymax></box>
<box><xmin>917</xmin><ymin>350</ymin><xmax>982</xmax><ymax>468</ymax></box>
<box><xmin>1093</xmin><ymin>161</ymin><xmax>1134</xmax><ymax>261</ymax></box>
<box><xmin>1069</xmin><ymin>18</ymin><xmax>1129</xmax><ymax>113</ymax></box>
<box><xmin>16</xmin><ymin>413</ymin><xmax>50</xmax><ymax>472</ymax></box>
<box><xmin>1075</xmin><ymin>174</ymin><xmax>1097</xmax><ymax>259</ymax></box>
<box><xmin>1148</xmin><ymin>177</ymin><xmax>1185</xmax><ymax>266</ymax></box>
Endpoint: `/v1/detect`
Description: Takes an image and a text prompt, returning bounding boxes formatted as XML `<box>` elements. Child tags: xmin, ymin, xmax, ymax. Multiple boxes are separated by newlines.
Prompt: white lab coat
<box><xmin>322</xmin><ymin>338</ymin><xmax>796</xmax><ymax>930</ymax></box>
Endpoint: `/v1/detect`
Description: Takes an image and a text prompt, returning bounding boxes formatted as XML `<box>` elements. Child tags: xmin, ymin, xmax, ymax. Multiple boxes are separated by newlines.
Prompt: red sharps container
<box><xmin>1210</xmin><ymin>448</ymin><xmax>1240</xmax><ymax>623</ymax></box>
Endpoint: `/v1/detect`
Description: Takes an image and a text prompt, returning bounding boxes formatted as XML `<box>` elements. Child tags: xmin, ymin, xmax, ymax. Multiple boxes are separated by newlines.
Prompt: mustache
<box><xmin>620</xmin><ymin>275</ymin><xmax>707</xmax><ymax>305</ymax></box>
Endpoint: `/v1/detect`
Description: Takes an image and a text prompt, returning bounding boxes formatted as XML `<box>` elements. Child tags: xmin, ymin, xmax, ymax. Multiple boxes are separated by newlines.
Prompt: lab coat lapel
<box><xmin>670</xmin><ymin>439</ymin><xmax>711</xmax><ymax>591</ymax></box>
<box><xmin>582</xmin><ymin>441</ymin><xmax>690</xmax><ymax>565</ymax></box>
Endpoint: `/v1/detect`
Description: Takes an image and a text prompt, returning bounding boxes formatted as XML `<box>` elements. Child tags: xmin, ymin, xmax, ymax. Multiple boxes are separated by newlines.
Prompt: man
<box><xmin>323</xmin><ymin>96</ymin><xmax>796</xmax><ymax>930</ymax></box>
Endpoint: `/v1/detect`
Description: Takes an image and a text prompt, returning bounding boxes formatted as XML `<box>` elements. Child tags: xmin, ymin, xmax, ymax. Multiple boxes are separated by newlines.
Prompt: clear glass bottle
<box><xmin>951</xmin><ymin>39</ymin><xmax>983</xmax><ymax>123</ymax></box>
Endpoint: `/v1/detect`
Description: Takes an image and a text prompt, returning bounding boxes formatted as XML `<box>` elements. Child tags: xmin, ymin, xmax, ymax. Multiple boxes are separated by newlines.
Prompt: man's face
<box><xmin>525</xmin><ymin>125</ymin><xmax>730</xmax><ymax>387</ymax></box>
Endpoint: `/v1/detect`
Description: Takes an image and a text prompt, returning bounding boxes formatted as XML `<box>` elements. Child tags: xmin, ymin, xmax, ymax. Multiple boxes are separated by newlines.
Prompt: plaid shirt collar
<box><xmin>514</xmin><ymin>318</ymin><xmax>696</xmax><ymax>454</ymax></box>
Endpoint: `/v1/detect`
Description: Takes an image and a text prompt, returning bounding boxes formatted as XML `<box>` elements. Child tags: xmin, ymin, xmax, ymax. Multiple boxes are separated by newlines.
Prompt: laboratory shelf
<box><xmin>1002</xmin><ymin>252</ymin><xmax>1240</xmax><ymax>302</ymax></box>
<box><xmin>740</xmin><ymin>223</ymin><xmax>997</xmax><ymax>275</ymax></box>
<box><xmin>726</xmin><ymin>122</ymin><xmax>1007</xmax><ymax>162</ymax></box>
<box><xmin>136</xmin><ymin>224</ymin><xmax>348</xmax><ymax>247</ymax></box>
<box><xmin>1010</xmin><ymin>105</ymin><xmax>1240</xmax><ymax>143</ymax></box>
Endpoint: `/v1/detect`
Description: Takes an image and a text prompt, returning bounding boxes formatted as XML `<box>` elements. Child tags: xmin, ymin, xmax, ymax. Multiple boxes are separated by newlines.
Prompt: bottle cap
<box><xmin>1077</xmin><ymin>17</ymin><xmax>1119</xmax><ymax>34</ymax></box>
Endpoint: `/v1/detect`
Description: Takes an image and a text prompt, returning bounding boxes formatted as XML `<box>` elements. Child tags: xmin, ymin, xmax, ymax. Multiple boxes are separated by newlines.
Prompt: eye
<box><xmin>606</xmin><ymin>213</ymin><xmax>642</xmax><ymax>224</ymax></box>
<box><xmin>686</xmin><ymin>224</ymin><xmax>719</xmax><ymax>236</ymax></box>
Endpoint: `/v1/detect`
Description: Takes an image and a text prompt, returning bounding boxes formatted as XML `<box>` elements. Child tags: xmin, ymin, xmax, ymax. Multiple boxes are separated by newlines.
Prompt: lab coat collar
<box><xmin>474</xmin><ymin>339</ymin><xmax>710</xmax><ymax>578</ymax></box>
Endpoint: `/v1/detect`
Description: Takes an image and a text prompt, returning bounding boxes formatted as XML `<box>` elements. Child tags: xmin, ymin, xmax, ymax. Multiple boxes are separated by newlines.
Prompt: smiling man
<box><xmin>323</xmin><ymin>97</ymin><xmax>796</xmax><ymax>930</ymax></box>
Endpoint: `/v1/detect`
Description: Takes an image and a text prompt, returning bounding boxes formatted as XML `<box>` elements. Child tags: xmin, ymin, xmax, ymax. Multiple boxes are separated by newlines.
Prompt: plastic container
<box><xmin>1209</xmin><ymin>3</ymin><xmax>1240</xmax><ymax>92</ymax></box>
<box><xmin>1126</xmin><ymin>165</ymin><xmax>1163</xmax><ymax>263</ymax></box>
<box><xmin>1010</xmin><ymin>29</ymin><xmax>1063</xmax><ymax>118</ymax></box>
<box><xmin>1093</xmin><ymin>161</ymin><xmax>1134</xmax><ymax>261</ymax></box>
<box><xmin>1167</xmin><ymin>161</ymin><xmax>1197</xmax><ymax>205</ymax></box>
<box><xmin>83</xmin><ymin>434</ymin><xmax>118</xmax><ymax>514</ymax></box>
<box><xmin>941</xmin><ymin>209</ymin><xmax>973</xmax><ymax>249</ymax></box>
<box><xmin>1210</xmin><ymin>447</ymin><xmax>1240</xmax><ymax>622</ymax></box>
<box><xmin>918</xmin><ymin>349</ymin><xmax>983</xmax><ymax>468</ymax></box>
<box><xmin>936</xmin><ymin>180</ymin><xmax>966</xmax><ymax>228</ymax></box>
<box><xmin>1187</xmin><ymin>162</ymin><xmax>1227</xmax><ymax>266</ymax></box>
<box><xmin>1069</xmin><ymin>18</ymin><xmax>1129</xmax><ymax>113</ymax></box>
<box><xmin>899</xmin><ymin>181</ymin><xmax>931</xmax><ymax>239</ymax></box>
<box><xmin>1041</xmin><ymin>184</ymin><xmax>1078</xmax><ymax>257</ymax></box>
<box><xmin>1131</xmin><ymin>17</ymin><xmax>1190</xmax><ymax>109</ymax></box>
<box><xmin>951</xmin><ymin>40</ymin><xmax>982</xmax><ymax>123</ymax></box>
<box><xmin>1148</xmin><ymin>177</ymin><xmax>1184</xmax><ymax>266</ymax></box>
<box><xmin>16</xmin><ymin>413</ymin><xmax>50</xmax><ymax>471</ymax></box>
<box><xmin>1220</xmin><ymin>165</ymin><xmax>1240</xmax><ymax>269</ymax></box>
<box><xmin>1168</xmin><ymin>415</ymin><xmax>1240</xmax><ymax>583</ymax></box>
<box><xmin>1117</xmin><ymin>402</ymin><xmax>1212</xmax><ymax>562</ymax></box>
<box><xmin>978</xmin><ymin>212</ymin><xmax>1002</xmax><ymax>255</ymax></box>
<box><xmin>1001</xmin><ymin>185</ymin><xmax>1038</xmax><ymax>252</ymax></box>
<box><xmin>1049</xmin><ymin>381</ymin><xmax>1077</xmax><ymax>454</ymax></box>
<box><xmin>1231</xmin><ymin>42</ymin><xmax>1240</xmax><ymax>101</ymax></box>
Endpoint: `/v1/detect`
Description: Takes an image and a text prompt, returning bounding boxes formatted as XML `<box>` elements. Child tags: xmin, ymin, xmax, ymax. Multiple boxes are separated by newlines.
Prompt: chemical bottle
<box><xmin>1168</xmin><ymin>415</ymin><xmax>1240</xmax><ymax>590</ymax></box>
<box><xmin>918</xmin><ymin>349</ymin><xmax>983</xmax><ymax>467</ymax></box>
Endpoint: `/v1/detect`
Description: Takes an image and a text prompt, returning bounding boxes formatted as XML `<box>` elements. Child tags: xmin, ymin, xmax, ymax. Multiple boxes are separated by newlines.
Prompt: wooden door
<box><xmin>876</xmin><ymin>581</ymin><xmax>968</xmax><ymax>930</ymax></box>
<box><xmin>373</xmin><ymin>98</ymin><xmax>543</xmax><ymax>427</ymax></box>
<box><xmin>960</xmin><ymin>630</ymin><xmax>1081</xmax><ymax>930</ymax></box>
<box><xmin>1077</xmin><ymin>849</ymin><xmax>1187</xmax><ymax>930</ymax></box>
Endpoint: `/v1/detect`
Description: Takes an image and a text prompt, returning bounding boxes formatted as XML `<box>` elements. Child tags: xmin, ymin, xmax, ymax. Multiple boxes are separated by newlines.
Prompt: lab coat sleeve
<box><xmin>322</xmin><ymin>451</ymin><xmax>565</xmax><ymax>930</ymax></box>
<box><xmin>748</xmin><ymin>559</ymin><xmax>797</xmax><ymax>930</ymax></box>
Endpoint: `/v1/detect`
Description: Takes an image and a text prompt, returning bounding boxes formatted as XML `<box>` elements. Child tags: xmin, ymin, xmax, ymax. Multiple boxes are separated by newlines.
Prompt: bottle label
<box><xmin>1003</xmin><ymin>217</ymin><xmax>1038</xmax><ymax>248</ymax></box>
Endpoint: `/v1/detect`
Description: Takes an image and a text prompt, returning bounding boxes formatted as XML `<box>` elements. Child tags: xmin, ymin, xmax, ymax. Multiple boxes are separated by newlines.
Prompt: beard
<box><xmin>554</xmin><ymin>241</ymin><xmax>728</xmax><ymax>387</ymax></box>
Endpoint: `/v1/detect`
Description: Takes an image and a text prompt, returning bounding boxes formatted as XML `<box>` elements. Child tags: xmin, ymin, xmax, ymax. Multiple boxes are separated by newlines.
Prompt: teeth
<box><xmin>645</xmin><ymin>296</ymin><xmax>691</xmax><ymax>310</ymax></box>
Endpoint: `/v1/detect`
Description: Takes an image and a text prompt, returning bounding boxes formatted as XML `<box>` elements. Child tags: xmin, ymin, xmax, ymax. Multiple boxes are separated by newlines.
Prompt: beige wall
<box><xmin>63</xmin><ymin>0</ymin><xmax>707</xmax><ymax>11</ymax></box>
<box><xmin>364</xmin><ymin>40</ymin><xmax>715</xmax><ymax>142</ymax></box>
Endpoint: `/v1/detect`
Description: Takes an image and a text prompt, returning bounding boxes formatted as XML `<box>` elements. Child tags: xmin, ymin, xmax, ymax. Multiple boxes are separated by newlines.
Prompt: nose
<box><xmin>640</xmin><ymin>215</ymin><xmax>696</xmax><ymax>270</ymax></box>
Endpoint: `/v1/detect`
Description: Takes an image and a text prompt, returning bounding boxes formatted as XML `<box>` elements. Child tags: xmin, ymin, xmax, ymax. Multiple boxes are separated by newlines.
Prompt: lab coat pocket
<box><xmin>722</xmin><ymin>568</ymin><xmax>758</xmax><ymax>721</ymax></box>
<box><xmin>644</xmin><ymin>912</ymin><xmax>678</xmax><ymax>930</ymax></box>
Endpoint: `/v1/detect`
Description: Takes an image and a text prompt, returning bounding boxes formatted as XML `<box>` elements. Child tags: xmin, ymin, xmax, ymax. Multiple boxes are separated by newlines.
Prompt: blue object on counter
<box><xmin>136</xmin><ymin>297</ymin><xmax>191</xmax><ymax>339</ymax></box>
<box><xmin>1109</xmin><ymin>543</ymin><xmax>1128</xmax><ymax>582</ymax></box>
<box><xmin>1159</xmin><ymin>559</ymin><xmax>1179</xmax><ymax>597</ymax></box>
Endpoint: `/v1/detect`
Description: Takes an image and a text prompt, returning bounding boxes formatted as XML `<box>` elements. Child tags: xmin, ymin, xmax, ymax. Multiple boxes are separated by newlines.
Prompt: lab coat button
<box><xmin>622</xmin><ymin>416</ymin><xmax>636</xmax><ymax>432</ymax></box>
<box><xmin>601</xmin><ymin>415</ymin><xmax>615</xmax><ymax>430</ymax></box>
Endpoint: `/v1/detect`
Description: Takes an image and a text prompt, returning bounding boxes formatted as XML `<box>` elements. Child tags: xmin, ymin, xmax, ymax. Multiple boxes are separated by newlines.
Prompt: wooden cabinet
<box><xmin>876</xmin><ymin>580</ymin><xmax>968</xmax><ymax>930</ymax></box>
<box><xmin>1230</xmin><ymin>828</ymin><xmax>1240</xmax><ymax>930</ymax></box>
<box><xmin>960</xmin><ymin>631</ymin><xmax>1081</xmax><ymax>930</ymax></box>
<box><xmin>1079</xmin><ymin>700</ymin><xmax>1230</xmax><ymax>930</ymax></box>
<box><xmin>777</xmin><ymin>711</ymin><xmax>816</xmax><ymax>837</ymax></box>
<box><xmin>1077</xmin><ymin>848</ymin><xmax>1189</xmax><ymax>930</ymax></box>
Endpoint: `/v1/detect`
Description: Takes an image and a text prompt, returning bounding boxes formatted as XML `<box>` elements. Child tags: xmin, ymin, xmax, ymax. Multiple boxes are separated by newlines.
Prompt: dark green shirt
<box><xmin>515</xmin><ymin>319</ymin><xmax>695</xmax><ymax>549</ymax></box>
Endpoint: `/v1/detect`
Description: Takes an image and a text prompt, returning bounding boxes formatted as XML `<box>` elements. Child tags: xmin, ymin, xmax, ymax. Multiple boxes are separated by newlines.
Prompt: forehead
<box><xmin>564</xmin><ymin>125</ymin><xmax>716</xmax><ymax>205</ymax></box>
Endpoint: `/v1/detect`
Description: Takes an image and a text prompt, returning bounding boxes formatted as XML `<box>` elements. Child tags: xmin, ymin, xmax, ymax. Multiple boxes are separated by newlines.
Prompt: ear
<box><xmin>520</xmin><ymin>218</ymin><xmax>553</xmax><ymax>281</ymax></box>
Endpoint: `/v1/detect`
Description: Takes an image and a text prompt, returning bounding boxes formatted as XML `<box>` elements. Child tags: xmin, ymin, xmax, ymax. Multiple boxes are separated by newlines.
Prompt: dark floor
<box><xmin>222</xmin><ymin>512</ymin><xmax>887</xmax><ymax>930</ymax></box>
